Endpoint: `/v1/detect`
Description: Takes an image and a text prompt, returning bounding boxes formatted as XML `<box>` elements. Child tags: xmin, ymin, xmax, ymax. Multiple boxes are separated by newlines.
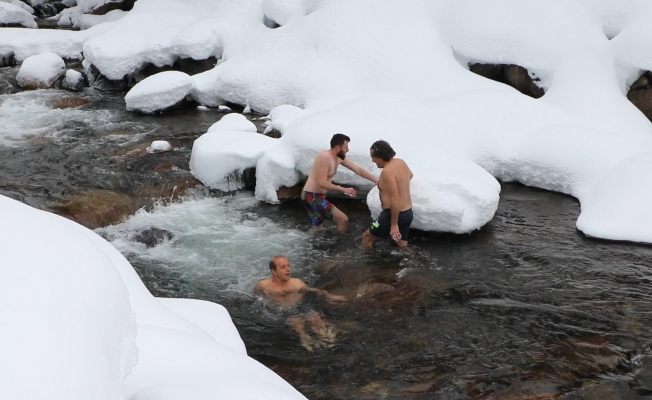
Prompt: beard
<box><xmin>337</xmin><ymin>150</ymin><xmax>346</xmax><ymax>160</ymax></box>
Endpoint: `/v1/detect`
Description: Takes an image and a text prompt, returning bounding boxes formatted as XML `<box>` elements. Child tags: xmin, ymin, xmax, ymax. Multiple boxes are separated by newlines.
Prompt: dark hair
<box><xmin>370</xmin><ymin>140</ymin><xmax>396</xmax><ymax>161</ymax></box>
<box><xmin>268</xmin><ymin>255</ymin><xmax>285</xmax><ymax>271</ymax></box>
<box><xmin>330</xmin><ymin>133</ymin><xmax>350</xmax><ymax>149</ymax></box>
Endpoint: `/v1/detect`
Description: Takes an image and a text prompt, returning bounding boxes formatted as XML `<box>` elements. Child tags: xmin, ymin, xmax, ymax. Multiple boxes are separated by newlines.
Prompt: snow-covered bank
<box><xmin>0</xmin><ymin>195</ymin><xmax>306</xmax><ymax>400</ymax></box>
<box><xmin>1</xmin><ymin>0</ymin><xmax>652</xmax><ymax>242</ymax></box>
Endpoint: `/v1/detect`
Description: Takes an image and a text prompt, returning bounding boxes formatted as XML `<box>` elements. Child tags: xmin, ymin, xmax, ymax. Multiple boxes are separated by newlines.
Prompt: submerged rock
<box><xmin>133</xmin><ymin>227</ymin><xmax>173</xmax><ymax>248</ymax></box>
<box><xmin>50</xmin><ymin>190</ymin><xmax>138</xmax><ymax>229</ymax></box>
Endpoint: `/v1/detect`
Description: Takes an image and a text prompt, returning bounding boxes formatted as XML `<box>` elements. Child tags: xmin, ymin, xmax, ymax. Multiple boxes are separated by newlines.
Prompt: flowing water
<box><xmin>2</xmin><ymin>65</ymin><xmax>652</xmax><ymax>399</ymax></box>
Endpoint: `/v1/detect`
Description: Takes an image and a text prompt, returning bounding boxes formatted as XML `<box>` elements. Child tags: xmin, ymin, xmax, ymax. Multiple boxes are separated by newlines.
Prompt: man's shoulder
<box><xmin>289</xmin><ymin>278</ymin><xmax>307</xmax><ymax>288</ymax></box>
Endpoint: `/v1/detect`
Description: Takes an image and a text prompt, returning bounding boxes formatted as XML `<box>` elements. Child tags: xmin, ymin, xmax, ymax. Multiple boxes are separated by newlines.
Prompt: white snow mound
<box><xmin>16</xmin><ymin>52</ymin><xmax>65</xmax><ymax>89</ymax></box>
<box><xmin>125</xmin><ymin>71</ymin><xmax>192</xmax><ymax>114</ymax></box>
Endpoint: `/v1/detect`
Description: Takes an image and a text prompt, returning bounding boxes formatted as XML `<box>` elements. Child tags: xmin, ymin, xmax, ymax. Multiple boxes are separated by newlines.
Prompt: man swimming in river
<box><xmin>254</xmin><ymin>255</ymin><xmax>346</xmax><ymax>351</ymax></box>
<box><xmin>302</xmin><ymin>133</ymin><xmax>378</xmax><ymax>234</ymax></box>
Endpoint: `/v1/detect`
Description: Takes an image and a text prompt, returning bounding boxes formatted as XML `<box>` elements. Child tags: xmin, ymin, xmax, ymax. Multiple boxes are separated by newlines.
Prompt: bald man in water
<box><xmin>255</xmin><ymin>255</ymin><xmax>346</xmax><ymax>351</ymax></box>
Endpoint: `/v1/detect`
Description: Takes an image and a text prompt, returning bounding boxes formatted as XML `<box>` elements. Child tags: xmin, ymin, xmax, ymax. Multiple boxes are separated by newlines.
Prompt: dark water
<box><xmin>2</xmin><ymin>67</ymin><xmax>652</xmax><ymax>400</ymax></box>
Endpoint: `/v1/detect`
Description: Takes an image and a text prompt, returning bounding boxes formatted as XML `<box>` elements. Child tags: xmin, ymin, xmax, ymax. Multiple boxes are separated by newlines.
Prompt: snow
<box><xmin>147</xmin><ymin>140</ymin><xmax>172</xmax><ymax>153</ymax></box>
<box><xmin>58</xmin><ymin>7</ymin><xmax>127</xmax><ymax>29</ymax></box>
<box><xmin>16</xmin><ymin>52</ymin><xmax>65</xmax><ymax>89</ymax></box>
<box><xmin>0</xmin><ymin>1</ymin><xmax>650</xmax><ymax>240</ymax></box>
<box><xmin>125</xmin><ymin>71</ymin><xmax>192</xmax><ymax>114</ymax></box>
<box><xmin>62</xmin><ymin>69</ymin><xmax>84</xmax><ymax>91</ymax></box>
<box><xmin>0</xmin><ymin>195</ymin><xmax>307</xmax><ymax>400</ymax></box>
<box><xmin>0</xmin><ymin>2</ymin><xmax>37</xmax><ymax>28</ymax></box>
<box><xmin>190</xmin><ymin>113</ymin><xmax>277</xmax><ymax>191</ymax></box>
<box><xmin>0</xmin><ymin>0</ymin><xmax>34</xmax><ymax>14</ymax></box>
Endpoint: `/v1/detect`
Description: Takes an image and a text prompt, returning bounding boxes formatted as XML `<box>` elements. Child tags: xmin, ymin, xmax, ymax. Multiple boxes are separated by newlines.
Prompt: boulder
<box><xmin>78</xmin><ymin>0</ymin><xmax>135</xmax><ymax>15</ymax></box>
<box><xmin>0</xmin><ymin>51</ymin><xmax>16</xmax><ymax>68</ymax></box>
<box><xmin>0</xmin><ymin>2</ymin><xmax>37</xmax><ymax>28</ymax></box>
<box><xmin>33</xmin><ymin>1</ymin><xmax>67</xmax><ymax>18</ymax></box>
<box><xmin>62</xmin><ymin>69</ymin><xmax>86</xmax><ymax>91</ymax></box>
<box><xmin>125</xmin><ymin>71</ymin><xmax>192</xmax><ymax>114</ymax></box>
<box><xmin>16</xmin><ymin>52</ymin><xmax>66</xmax><ymax>90</ymax></box>
<box><xmin>627</xmin><ymin>71</ymin><xmax>652</xmax><ymax>122</ymax></box>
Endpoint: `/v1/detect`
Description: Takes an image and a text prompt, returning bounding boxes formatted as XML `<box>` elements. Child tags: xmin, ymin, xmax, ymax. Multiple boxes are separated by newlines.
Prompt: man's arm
<box><xmin>381</xmin><ymin>171</ymin><xmax>402</xmax><ymax>242</ymax></box>
<box><xmin>254</xmin><ymin>280</ymin><xmax>265</xmax><ymax>295</ymax></box>
<box><xmin>314</xmin><ymin>154</ymin><xmax>356</xmax><ymax>196</ymax></box>
<box><xmin>303</xmin><ymin>286</ymin><xmax>347</xmax><ymax>303</ymax></box>
<box><xmin>341</xmin><ymin>158</ymin><xmax>378</xmax><ymax>185</ymax></box>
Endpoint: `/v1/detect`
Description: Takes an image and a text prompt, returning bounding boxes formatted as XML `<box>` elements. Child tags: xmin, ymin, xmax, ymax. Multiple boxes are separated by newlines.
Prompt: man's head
<box><xmin>370</xmin><ymin>140</ymin><xmax>396</xmax><ymax>167</ymax></box>
<box><xmin>269</xmin><ymin>255</ymin><xmax>291</xmax><ymax>282</ymax></box>
<box><xmin>330</xmin><ymin>133</ymin><xmax>351</xmax><ymax>160</ymax></box>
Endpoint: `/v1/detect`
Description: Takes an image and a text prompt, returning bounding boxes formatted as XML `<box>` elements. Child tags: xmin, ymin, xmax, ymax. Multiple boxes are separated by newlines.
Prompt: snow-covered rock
<box><xmin>367</xmin><ymin>162</ymin><xmax>501</xmax><ymax>234</ymax></box>
<box><xmin>62</xmin><ymin>69</ymin><xmax>85</xmax><ymax>91</ymax></box>
<box><xmin>0</xmin><ymin>194</ymin><xmax>307</xmax><ymax>400</ymax></box>
<box><xmin>146</xmin><ymin>140</ymin><xmax>172</xmax><ymax>153</ymax></box>
<box><xmin>0</xmin><ymin>0</ymin><xmax>34</xmax><ymax>14</ymax></box>
<box><xmin>190</xmin><ymin>113</ymin><xmax>276</xmax><ymax>191</ymax></box>
<box><xmin>16</xmin><ymin>52</ymin><xmax>65</xmax><ymax>89</ymax></box>
<box><xmin>125</xmin><ymin>71</ymin><xmax>192</xmax><ymax>114</ymax></box>
<box><xmin>0</xmin><ymin>2</ymin><xmax>37</xmax><ymax>28</ymax></box>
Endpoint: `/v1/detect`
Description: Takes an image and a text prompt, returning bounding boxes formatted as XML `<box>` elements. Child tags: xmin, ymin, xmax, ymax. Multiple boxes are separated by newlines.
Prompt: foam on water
<box><xmin>0</xmin><ymin>90</ymin><xmax>126</xmax><ymax>146</ymax></box>
<box><xmin>97</xmin><ymin>193</ymin><xmax>320</xmax><ymax>293</ymax></box>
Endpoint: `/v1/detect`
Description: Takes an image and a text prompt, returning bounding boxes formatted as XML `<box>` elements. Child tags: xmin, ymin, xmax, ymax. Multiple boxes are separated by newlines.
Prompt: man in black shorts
<box><xmin>362</xmin><ymin>140</ymin><xmax>414</xmax><ymax>249</ymax></box>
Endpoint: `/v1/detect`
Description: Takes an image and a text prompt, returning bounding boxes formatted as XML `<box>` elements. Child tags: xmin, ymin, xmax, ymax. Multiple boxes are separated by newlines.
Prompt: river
<box><xmin>2</xmin><ymin>64</ymin><xmax>652</xmax><ymax>399</ymax></box>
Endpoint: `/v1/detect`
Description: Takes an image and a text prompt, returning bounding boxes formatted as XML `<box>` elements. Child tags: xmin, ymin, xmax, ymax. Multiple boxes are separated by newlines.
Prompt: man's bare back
<box><xmin>378</xmin><ymin>158</ymin><xmax>412</xmax><ymax>211</ymax></box>
<box><xmin>363</xmin><ymin>140</ymin><xmax>414</xmax><ymax>249</ymax></box>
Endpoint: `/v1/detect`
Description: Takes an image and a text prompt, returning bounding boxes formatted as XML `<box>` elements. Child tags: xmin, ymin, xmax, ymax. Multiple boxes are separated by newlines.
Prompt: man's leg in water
<box><xmin>287</xmin><ymin>315</ymin><xmax>314</xmax><ymax>351</ymax></box>
<box><xmin>331</xmin><ymin>205</ymin><xmax>349</xmax><ymax>234</ymax></box>
<box><xmin>305</xmin><ymin>311</ymin><xmax>336</xmax><ymax>344</ymax></box>
<box><xmin>361</xmin><ymin>229</ymin><xmax>377</xmax><ymax>250</ymax></box>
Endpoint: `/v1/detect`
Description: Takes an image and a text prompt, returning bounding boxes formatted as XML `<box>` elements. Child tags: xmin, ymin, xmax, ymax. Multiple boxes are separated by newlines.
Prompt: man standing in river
<box><xmin>362</xmin><ymin>140</ymin><xmax>413</xmax><ymax>249</ymax></box>
<box><xmin>302</xmin><ymin>133</ymin><xmax>378</xmax><ymax>234</ymax></box>
<box><xmin>255</xmin><ymin>255</ymin><xmax>346</xmax><ymax>351</ymax></box>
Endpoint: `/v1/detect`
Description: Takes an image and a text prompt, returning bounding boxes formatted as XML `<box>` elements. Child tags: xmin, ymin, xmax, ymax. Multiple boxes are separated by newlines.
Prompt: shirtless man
<box><xmin>302</xmin><ymin>133</ymin><xmax>378</xmax><ymax>234</ymax></box>
<box><xmin>362</xmin><ymin>140</ymin><xmax>414</xmax><ymax>249</ymax></box>
<box><xmin>254</xmin><ymin>255</ymin><xmax>346</xmax><ymax>351</ymax></box>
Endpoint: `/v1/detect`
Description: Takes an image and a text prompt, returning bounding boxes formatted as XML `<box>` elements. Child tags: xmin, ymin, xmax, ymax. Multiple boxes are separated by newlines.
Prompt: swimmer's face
<box><xmin>370</xmin><ymin>149</ymin><xmax>382</xmax><ymax>167</ymax></box>
<box><xmin>336</xmin><ymin>141</ymin><xmax>349</xmax><ymax>160</ymax></box>
<box><xmin>272</xmin><ymin>257</ymin><xmax>291</xmax><ymax>281</ymax></box>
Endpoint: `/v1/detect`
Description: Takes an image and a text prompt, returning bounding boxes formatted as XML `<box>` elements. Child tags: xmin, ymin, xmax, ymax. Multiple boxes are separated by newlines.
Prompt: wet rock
<box><xmin>133</xmin><ymin>227</ymin><xmax>173</xmax><ymax>248</ymax></box>
<box><xmin>242</xmin><ymin>167</ymin><xmax>256</xmax><ymax>190</ymax></box>
<box><xmin>276</xmin><ymin>183</ymin><xmax>303</xmax><ymax>200</ymax></box>
<box><xmin>544</xmin><ymin>336</ymin><xmax>629</xmax><ymax>379</ymax></box>
<box><xmin>88</xmin><ymin>0</ymin><xmax>136</xmax><ymax>15</ymax></box>
<box><xmin>355</xmin><ymin>282</ymin><xmax>396</xmax><ymax>299</ymax></box>
<box><xmin>479</xmin><ymin>380</ymin><xmax>562</xmax><ymax>400</ymax></box>
<box><xmin>86</xmin><ymin>64</ymin><xmax>128</xmax><ymax>91</ymax></box>
<box><xmin>34</xmin><ymin>2</ymin><xmax>67</xmax><ymax>18</ymax></box>
<box><xmin>633</xmin><ymin>355</ymin><xmax>652</xmax><ymax>392</ymax></box>
<box><xmin>135</xmin><ymin>177</ymin><xmax>202</xmax><ymax>203</ymax></box>
<box><xmin>561</xmin><ymin>380</ymin><xmax>640</xmax><ymax>400</ymax></box>
<box><xmin>50</xmin><ymin>190</ymin><xmax>138</xmax><ymax>229</ymax></box>
<box><xmin>628</xmin><ymin>71</ymin><xmax>652</xmax><ymax>122</ymax></box>
<box><xmin>62</xmin><ymin>69</ymin><xmax>86</xmax><ymax>91</ymax></box>
<box><xmin>49</xmin><ymin>96</ymin><xmax>90</xmax><ymax>109</ymax></box>
<box><xmin>0</xmin><ymin>51</ymin><xmax>16</xmax><ymax>67</ymax></box>
<box><xmin>504</xmin><ymin>64</ymin><xmax>545</xmax><ymax>98</ymax></box>
<box><xmin>469</xmin><ymin>63</ymin><xmax>545</xmax><ymax>98</ymax></box>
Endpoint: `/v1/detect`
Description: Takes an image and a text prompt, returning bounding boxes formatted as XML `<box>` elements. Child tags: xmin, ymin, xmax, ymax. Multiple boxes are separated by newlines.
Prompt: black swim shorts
<box><xmin>369</xmin><ymin>208</ymin><xmax>413</xmax><ymax>240</ymax></box>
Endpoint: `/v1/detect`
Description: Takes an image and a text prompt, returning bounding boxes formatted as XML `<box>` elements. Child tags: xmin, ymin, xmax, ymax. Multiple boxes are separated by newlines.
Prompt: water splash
<box><xmin>96</xmin><ymin>193</ymin><xmax>321</xmax><ymax>293</ymax></box>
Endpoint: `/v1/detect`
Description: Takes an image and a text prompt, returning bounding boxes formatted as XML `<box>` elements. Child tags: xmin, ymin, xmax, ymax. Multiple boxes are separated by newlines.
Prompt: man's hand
<box><xmin>326</xmin><ymin>293</ymin><xmax>347</xmax><ymax>303</ymax></box>
<box><xmin>390</xmin><ymin>224</ymin><xmax>401</xmax><ymax>242</ymax></box>
<box><xmin>342</xmin><ymin>187</ymin><xmax>357</xmax><ymax>198</ymax></box>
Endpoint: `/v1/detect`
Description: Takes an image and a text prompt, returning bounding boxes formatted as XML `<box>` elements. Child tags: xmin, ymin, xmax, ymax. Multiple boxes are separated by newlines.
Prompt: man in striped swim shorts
<box><xmin>302</xmin><ymin>133</ymin><xmax>378</xmax><ymax>233</ymax></box>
